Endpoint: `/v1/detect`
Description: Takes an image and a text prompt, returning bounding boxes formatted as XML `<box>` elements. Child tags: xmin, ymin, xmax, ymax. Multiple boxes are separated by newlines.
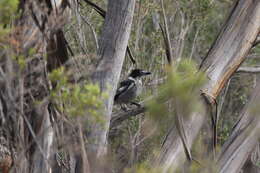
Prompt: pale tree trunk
<box><xmin>157</xmin><ymin>0</ymin><xmax>260</xmax><ymax>172</ymax></box>
<box><xmin>217</xmin><ymin>84</ymin><xmax>260</xmax><ymax>173</ymax></box>
<box><xmin>90</xmin><ymin>0</ymin><xmax>136</xmax><ymax>158</ymax></box>
<box><xmin>31</xmin><ymin>101</ymin><xmax>54</xmax><ymax>173</ymax></box>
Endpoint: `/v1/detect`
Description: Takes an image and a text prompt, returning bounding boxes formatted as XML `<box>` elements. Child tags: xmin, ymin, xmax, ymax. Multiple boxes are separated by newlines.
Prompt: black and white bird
<box><xmin>114</xmin><ymin>69</ymin><xmax>151</xmax><ymax>109</ymax></box>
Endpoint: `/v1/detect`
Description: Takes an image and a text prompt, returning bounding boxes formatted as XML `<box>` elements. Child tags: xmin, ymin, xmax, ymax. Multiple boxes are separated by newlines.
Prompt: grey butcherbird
<box><xmin>114</xmin><ymin>69</ymin><xmax>151</xmax><ymax>110</ymax></box>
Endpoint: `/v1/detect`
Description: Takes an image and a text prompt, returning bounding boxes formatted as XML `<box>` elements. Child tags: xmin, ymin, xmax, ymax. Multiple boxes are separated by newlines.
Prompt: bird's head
<box><xmin>129</xmin><ymin>69</ymin><xmax>151</xmax><ymax>78</ymax></box>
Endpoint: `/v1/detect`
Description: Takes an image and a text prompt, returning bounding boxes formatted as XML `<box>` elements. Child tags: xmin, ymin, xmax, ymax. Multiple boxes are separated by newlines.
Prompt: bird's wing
<box><xmin>114</xmin><ymin>79</ymin><xmax>135</xmax><ymax>100</ymax></box>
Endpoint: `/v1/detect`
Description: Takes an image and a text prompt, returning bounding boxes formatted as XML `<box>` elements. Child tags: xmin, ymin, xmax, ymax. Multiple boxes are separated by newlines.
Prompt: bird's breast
<box><xmin>135</xmin><ymin>79</ymin><xmax>142</xmax><ymax>96</ymax></box>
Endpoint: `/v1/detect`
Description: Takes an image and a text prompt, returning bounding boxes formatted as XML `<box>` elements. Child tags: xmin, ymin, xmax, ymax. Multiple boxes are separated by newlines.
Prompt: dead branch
<box><xmin>237</xmin><ymin>66</ymin><xmax>260</xmax><ymax>73</ymax></box>
<box><xmin>110</xmin><ymin>106</ymin><xmax>146</xmax><ymax>130</ymax></box>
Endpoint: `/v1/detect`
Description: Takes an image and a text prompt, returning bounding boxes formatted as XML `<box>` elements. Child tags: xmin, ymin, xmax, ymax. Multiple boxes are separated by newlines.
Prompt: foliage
<box><xmin>0</xmin><ymin>0</ymin><xmax>18</xmax><ymax>24</ymax></box>
<box><xmin>49</xmin><ymin>67</ymin><xmax>107</xmax><ymax>123</ymax></box>
<box><xmin>148</xmin><ymin>60</ymin><xmax>206</xmax><ymax>121</ymax></box>
<box><xmin>0</xmin><ymin>0</ymin><xmax>18</xmax><ymax>39</ymax></box>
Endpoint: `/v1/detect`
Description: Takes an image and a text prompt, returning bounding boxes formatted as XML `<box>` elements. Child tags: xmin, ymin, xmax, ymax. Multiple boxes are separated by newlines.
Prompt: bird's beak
<box><xmin>141</xmin><ymin>71</ymin><xmax>151</xmax><ymax>76</ymax></box>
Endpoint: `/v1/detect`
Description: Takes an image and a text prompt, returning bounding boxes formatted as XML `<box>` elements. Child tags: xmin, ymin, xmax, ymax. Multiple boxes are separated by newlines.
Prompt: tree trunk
<box><xmin>157</xmin><ymin>0</ymin><xmax>260</xmax><ymax>172</ymax></box>
<box><xmin>217</xmin><ymin>84</ymin><xmax>260</xmax><ymax>173</ymax></box>
<box><xmin>31</xmin><ymin>101</ymin><xmax>54</xmax><ymax>173</ymax></box>
<box><xmin>90</xmin><ymin>0</ymin><xmax>136</xmax><ymax>158</ymax></box>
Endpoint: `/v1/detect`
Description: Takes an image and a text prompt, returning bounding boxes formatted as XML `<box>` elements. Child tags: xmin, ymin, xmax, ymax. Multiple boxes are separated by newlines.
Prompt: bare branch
<box><xmin>160</xmin><ymin>0</ymin><xmax>173</xmax><ymax>64</ymax></box>
<box><xmin>246</xmin><ymin>54</ymin><xmax>260</xmax><ymax>59</ymax></box>
<box><xmin>237</xmin><ymin>67</ymin><xmax>260</xmax><ymax>73</ymax></box>
<box><xmin>110</xmin><ymin>106</ymin><xmax>146</xmax><ymax>129</ymax></box>
<box><xmin>79</xmin><ymin>14</ymin><xmax>99</xmax><ymax>51</ymax></box>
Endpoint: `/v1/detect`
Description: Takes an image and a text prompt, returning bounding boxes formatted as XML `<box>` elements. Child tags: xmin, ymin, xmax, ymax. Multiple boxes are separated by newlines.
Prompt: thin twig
<box><xmin>237</xmin><ymin>66</ymin><xmax>260</xmax><ymax>73</ymax></box>
<box><xmin>160</xmin><ymin>0</ymin><xmax>173</xmax><ymax>64</ymax></box>
<box><xmin>189</xmin><ymin>26</ymin><xmax>200</xmax><ymax>60</ymax></box>
<box><xmin>80</xmin><ymin>14</ymin><xmax>99</xmax><ymax>51</ymax></box>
